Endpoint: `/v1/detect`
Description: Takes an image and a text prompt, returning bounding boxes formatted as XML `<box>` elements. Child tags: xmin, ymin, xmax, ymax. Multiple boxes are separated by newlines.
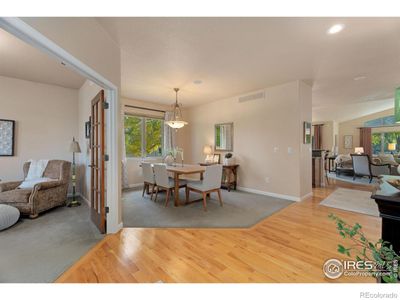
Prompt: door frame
<box><xmin>0</xmin><ymin>17</ymin><xmax>122</xmax><ymax>233</ymax></box>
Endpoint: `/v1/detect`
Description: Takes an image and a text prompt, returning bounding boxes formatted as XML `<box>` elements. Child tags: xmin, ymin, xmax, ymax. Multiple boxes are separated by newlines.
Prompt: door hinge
<box><xmin>103</xmin><ymin>101</ymin><xmax>109</xmax><ymax>109</ymax></box>
<box><xmin>104</xmin><ymin>154</ymin><xmax>109</xmax><ymax>161</ymax></box>
<box><xmin>105</xmin><ymin>206</ymin><xmax>109</xmax><ymax>214</ymax></box>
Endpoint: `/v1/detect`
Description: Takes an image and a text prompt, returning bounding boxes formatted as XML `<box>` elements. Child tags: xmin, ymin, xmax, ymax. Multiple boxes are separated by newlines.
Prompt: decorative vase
<box><xmin>224</xmin><ymin>157</ymin><xmax>235</xmax><ymax>166</ymax></box>
<box><xmin>164</xmin><ymin>154</ymin><xmax>175</xmax><ymax>166</ymax></box>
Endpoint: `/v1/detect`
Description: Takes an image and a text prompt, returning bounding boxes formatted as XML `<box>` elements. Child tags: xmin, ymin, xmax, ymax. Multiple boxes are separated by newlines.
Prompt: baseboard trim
<box><xmin>300</xmin><ymin>192</ymin><xmax>313</xmax><ymax>201</ymax></box>
<box><xmin>125</xmin><ymin>183</ymin><xmax>144</xmax><ymax>189</ymax></box>
<box><xmin>108</xmin><ymin>222</ymin><xmax>123</xmax><ymax>234</ymax></box>
<box><xmin>67</xmin><ymin>192</ymin><xmax>90</xmax><ymax>206</ymax></box>
<box><xmin>237</xmin><ymin>186</ymin><xmax>302</xmax><ymax>202</ymax></box>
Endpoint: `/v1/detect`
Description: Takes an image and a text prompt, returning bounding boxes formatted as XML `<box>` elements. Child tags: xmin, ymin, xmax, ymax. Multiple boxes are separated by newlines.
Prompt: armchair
<box><xmin>351</xmin><ymin>154</ymin><xmax>391</xmax><ymax>183</ymax></box>
<box><xmin>0</xmin><ymin>160</ymin><xmax>71</xmax><ymax>218</ymax></box>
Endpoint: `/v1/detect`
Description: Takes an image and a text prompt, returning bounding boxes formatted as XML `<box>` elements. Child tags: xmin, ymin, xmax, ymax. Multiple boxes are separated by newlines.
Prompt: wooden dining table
<box><xmin>166</xmin><ymin>164</ymin><xmax>206</xmax><ymax>206</ymax></box>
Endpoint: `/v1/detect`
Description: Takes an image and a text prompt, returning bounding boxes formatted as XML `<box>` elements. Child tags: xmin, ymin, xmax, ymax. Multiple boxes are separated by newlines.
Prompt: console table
<box><xmin>371</xmin><ymin>175</ymin><xmax>400</xmax><ymax>255</ymax></box>
<box><xmin>199</xmin><ymin>163</ymin><xmax>239</xmax><ymax>192</ymax></box>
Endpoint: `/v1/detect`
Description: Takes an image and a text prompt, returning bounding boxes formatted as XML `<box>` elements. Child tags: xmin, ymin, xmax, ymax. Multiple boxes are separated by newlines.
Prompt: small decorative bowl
<box><xmin>386</xmin><ymin>179</ymin><xmax>400</xmax><ymax>190</ymax></box>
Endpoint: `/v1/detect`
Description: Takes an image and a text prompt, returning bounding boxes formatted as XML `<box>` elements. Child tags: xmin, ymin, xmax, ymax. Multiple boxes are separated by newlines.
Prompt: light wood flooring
<box><xmin>56</xmin><ymin>180</ymin><xmax>379</xmax><ymax>283</ymax></box>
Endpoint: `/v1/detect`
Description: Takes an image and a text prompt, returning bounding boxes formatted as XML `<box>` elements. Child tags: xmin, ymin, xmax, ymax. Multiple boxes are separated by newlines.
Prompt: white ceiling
<box><xmin>97</xmin><ymin>17</ymin><xmax>400</xmax><ymax>121</ymax></box>
<box><xmin>0</xmin><ymin>28</ymin><xmax>85</xmax><ymax>89</ymax></box>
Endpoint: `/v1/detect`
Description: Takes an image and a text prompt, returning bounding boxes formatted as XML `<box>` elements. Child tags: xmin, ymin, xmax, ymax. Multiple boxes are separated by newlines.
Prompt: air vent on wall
<box><xmin>238</xmin><ymin>91</ymin><xmax>265</xmax><ymax>103</ymax></box>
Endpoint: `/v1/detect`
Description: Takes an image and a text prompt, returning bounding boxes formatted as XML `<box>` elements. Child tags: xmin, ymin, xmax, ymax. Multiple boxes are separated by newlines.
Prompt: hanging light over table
<box><xmin>165</xmin><ymin>88</ymin><xmax>188</xmax><ymax>129</ymax></box>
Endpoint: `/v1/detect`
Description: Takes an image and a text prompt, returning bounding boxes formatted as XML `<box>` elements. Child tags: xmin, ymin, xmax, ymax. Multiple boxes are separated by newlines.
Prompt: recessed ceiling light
<box><xmin>193</xmin><ymin>80</ymin><xmax>203</xmax><ymax>85</ymax></box>
<box><xmin>354</xmin><ymin>76</ymin><xmax>367</xmax><ymax>81</ymax></box>
<box><xmin>327</xmin><ymin>24</ymin><xmax>345</xmax><ymax>35</ymax></box>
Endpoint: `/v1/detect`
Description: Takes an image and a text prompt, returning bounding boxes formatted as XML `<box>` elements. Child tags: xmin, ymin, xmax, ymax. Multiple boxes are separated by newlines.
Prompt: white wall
<box><xmin>0</xmin><ymin>75</ymin><xmax>78</xmax><ymax>181</ymax></box>
<box><xmin>182</xmin><ymin>80</ymin><xmax>312</xmax><ymax>200</ymax></box>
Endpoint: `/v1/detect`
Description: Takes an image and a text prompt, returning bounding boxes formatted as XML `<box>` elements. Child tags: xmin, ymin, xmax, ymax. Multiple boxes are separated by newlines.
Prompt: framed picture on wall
<box><xmin>303</xmin><ymin>122</ymin><xmax>311</xmax><ymax>144</ymax></box>
<box><xmin>85</xmin><ymin>117</ymin><xmax>91</xmax><ymax>139</ymax></box>
<box><xmin>0</xmin><ymin>119</ymin><xmax>15</xmax><ymax>156</ymax></box>
<box><xmin>344</xmin><ymin>135</ymin><xmax>353</xmax><ymax>149</ymax></box>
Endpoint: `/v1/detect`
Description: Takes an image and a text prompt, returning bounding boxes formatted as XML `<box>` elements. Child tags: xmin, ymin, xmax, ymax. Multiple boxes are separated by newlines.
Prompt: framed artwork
<box><xmin>85</xmin><ymin>117</ymin><xmax>91</xmax><ymax>139</ymax></box>
<box><xmin>344</xmin><ymin>135</ymin><xmax>353</xmax><ymax>149</ymax></box>
<box><xmin>213</xmin><ymin>154</ymin><xmax>221</xmax><ymax>164</ymax></box>
<box><xmin>0</xmin><ymin>119</ymin><xmax>15</xmax><ymax>156</ymax></box>
<box><xmin>303</xmin><ymin>122</ymin><xmax>311</xmax><ymax>144</ymax></box>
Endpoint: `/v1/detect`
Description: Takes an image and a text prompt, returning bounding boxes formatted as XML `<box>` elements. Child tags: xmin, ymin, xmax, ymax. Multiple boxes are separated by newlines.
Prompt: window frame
<box><xmin>124</xmin><ymin>114</ymin><xmax>164</xmax><ymax>158</ymax></box>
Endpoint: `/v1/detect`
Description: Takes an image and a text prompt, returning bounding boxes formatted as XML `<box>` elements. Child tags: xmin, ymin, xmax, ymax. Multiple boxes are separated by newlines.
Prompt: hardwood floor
<box><xmin>56</xmin><ymin>180</ymin><xmax>380</xmax><ymax>283</ymax></box>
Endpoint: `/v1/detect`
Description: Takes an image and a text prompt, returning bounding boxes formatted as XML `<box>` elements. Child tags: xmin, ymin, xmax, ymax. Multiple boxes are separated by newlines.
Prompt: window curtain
<box><xmin>360</xmin><ymin>127</ymin><xmax>372</xmax><ymax>157</ymax></box>
<box><xmin>313</xmin><ymin>125</ymin><xmax>323</xmax><ymax>150</ymax></box>
<box><xmin>164</xmin><ymin>111</ymin><xmax>175</xmax><ymax>153</ymax></box>
<box><xmin>121</xmin><ymin>113</ymin><xmax>129</xmax><ymax>189</ymax></box>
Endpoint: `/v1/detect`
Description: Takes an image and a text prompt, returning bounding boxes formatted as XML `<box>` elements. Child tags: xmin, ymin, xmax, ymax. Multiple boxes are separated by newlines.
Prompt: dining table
<box><xmin>165</xmin><ymin>164</ymin><xmax>206</xmax><ymax>206</ymax></box>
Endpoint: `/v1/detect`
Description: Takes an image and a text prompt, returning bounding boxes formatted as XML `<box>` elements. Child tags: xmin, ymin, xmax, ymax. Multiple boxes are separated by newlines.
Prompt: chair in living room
<box><xmin>0</xmin><ymin>160</ymin><xmax>71</xmax><ymax>218</ymax></box>
<box><xmin>351</xmin><ymin>154</ymin><xmax>391</xmax><ymax>183</ymax></box>
<box><xmin>185</xmin><ymin>164</ymin><xmax>223</xmax><ymax>211</ymax></box>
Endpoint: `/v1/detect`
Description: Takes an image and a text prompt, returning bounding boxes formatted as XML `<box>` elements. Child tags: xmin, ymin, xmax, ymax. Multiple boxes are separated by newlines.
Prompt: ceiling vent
<box><xmin>238</xmin><ymin>91</ymin><xmax>265</xmax><ymax>103</ymax></box>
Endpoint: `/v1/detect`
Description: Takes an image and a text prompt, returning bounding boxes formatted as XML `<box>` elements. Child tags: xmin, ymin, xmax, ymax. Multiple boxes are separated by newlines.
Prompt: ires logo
<box><xmin>323</xmin><ymin>259</ymin><xmax>377</xmax><ymax>279</ymax></box>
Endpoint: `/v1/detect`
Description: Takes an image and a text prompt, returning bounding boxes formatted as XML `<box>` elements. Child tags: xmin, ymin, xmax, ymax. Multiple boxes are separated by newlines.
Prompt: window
<box><xmin>371</xmin><ymin>131</ymin><xmax>400</xmax><ymax>154</ymax></box>
<box><xmin>124</xmin><ymin>115</ymin><xmax>163</xmax><ymax>157</ymax></box>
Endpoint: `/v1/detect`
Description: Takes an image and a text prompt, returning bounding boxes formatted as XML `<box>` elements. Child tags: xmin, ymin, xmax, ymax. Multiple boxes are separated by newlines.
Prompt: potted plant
<box><xmin>329</xmin><ymin>214</ymin><xmax>400</xmax><ymax>283</ymax></box>
<box><xmin>223</xmin><ymin>152</ymin><xmax>235</xmax><ymax>166</ymax></box>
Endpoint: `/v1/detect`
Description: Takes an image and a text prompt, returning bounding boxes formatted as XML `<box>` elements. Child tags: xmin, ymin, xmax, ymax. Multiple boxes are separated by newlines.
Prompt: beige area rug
<box><xmin>319</xmin><ymin>188</ymin><xmax>379</xmax><ymax>217</ymax></box>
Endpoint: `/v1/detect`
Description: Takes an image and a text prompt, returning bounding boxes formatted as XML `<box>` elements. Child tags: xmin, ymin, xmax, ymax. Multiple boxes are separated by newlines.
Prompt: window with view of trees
<box><xmin>124</xmin><ymin>115</ymin><xmax>163</xmax><ymax>157</ymax></box>
<box><xmin>372</xmin><ymin>131</ymin><xmax>400</xmax><ymax>154</ymax></box>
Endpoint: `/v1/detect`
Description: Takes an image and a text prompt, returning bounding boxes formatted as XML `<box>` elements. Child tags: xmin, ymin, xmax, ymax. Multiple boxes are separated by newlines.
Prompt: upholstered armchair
<box><xmin>351</xmin><ymin>154</ymin><xmax>391</xmax><ymax>183</ymax></box>
<box><xmin>0</xmin><ymin>160</ymin><xmax>71</xmax><ymax>218</ymax></box>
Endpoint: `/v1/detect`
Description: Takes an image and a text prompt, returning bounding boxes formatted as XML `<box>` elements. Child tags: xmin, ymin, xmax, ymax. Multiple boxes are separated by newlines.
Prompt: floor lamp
<box><xmin>68</xmin><ymin>137</ymin><xmax>81</xmax><ymax>207</ymax></box>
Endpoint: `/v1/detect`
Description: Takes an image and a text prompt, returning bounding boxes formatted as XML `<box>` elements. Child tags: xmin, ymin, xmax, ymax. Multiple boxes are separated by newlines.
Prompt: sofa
<box><xmin>0</xmin><ymin>160</ymin><xmax>71</xmax><ymax>218</ymax></box>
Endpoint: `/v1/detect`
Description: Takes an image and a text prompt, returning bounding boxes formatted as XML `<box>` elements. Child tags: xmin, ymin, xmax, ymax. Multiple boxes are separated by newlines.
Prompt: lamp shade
<box><xmin>354</xmin><ymin>147</ymin><xmax>364</xmax><ymax>154</ymax></box>
<box><xmin>203</xmin><ymin>145</ymin><xmax>213</xmax><ymax>155</ymax></box>
<box><xmin>69</xmin><ymin>138</ymin><xmax>81</xmax><ymax>153</ymax></box>
<box><xmin>388</xmin><ymin>143</ymin><xmax>397</xmax><ymax>151</ymax></box>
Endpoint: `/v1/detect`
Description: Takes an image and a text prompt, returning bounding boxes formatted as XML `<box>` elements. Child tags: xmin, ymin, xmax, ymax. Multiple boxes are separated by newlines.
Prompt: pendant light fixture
<box><xmin>165</xmin><ymin>88</ymin><xmax>188</xmax><ymax>129</ymax></box>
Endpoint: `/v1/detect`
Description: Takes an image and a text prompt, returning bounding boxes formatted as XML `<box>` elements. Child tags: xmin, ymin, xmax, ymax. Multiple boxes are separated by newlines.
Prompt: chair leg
<box><xmin>154</xmin><ymin>186</ymin><xmax>159</xmax><ymax>202</ymax></box>
<box><xmin>217</xmin><ymin>189</ymin><xmax>223</xmax><ymax>207</ymax></box>
<box><xmin>370</xmin><ymin>176</ymin><xmax>373</xmax><ymax>183</ymax></box>
<box><xmin>202</xmin><ymin>192</ymin><xmax>207</xmax><ymax>212</ymax></box>
<box><xmin>185</xmin><ymin>187</ymin><xmax>190</xmax><ymax>204</ymax></box>
<box><xmin>142</xmin><ymin>183</ymin><xmax>147</xmax><ymax>197</ymax></box>
<box><xmin>150</xmin><ymin>184</ymin><xmax>155</xmax><ymax>201</ymax></box>
<box><xmin>165</xmin><ymin>189</ymin><xmax>170</xmax><ymax>207</ymax></box>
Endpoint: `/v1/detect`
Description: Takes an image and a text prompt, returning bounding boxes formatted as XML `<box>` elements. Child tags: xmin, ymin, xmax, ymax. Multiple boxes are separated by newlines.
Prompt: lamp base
<box><xmin>67</xmin><ymin>199</ymin><xmax>81</xmax><ymax>207</ymax></box>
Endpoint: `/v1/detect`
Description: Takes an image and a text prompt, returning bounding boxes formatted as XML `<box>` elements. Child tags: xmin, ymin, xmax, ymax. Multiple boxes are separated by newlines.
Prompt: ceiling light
<box><xmin>165</xmin><ymin>88</ymin><xmax>188</xmax><ymax>129</ymax></box>
<box><xmin>193</xmin><ymin>80</ymin><xmax>202</xmax><ymax>85</ymax></box>
<box><xmin>354</xmin><ymin>76</ymin><xmax>366</xmax><ymax>81</ymax></box>
<box><xmin>327</xmin><ymin>24</ymin><xmax>344</xmax><ymax>35</ymax></box>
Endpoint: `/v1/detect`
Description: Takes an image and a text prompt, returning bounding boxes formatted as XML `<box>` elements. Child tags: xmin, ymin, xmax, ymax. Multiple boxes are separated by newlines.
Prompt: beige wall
<box><xmin>0</xmin><ymin>75</ymin><xmax>78</xmax><ymax>182</ymax></box>
<box><xmin>183</xmin><ymin>80</ymin><xmax>312</xmax><ymax>200</ymax></box>
<box><xmin>338</xmin><ymin>108</ymin><xmax>394</xmax><ymax>154</ymax></box>
<box><xmin>312</xmin><ymin>120</ymin><xmax>337</xmax><ymax>151</ymax></box>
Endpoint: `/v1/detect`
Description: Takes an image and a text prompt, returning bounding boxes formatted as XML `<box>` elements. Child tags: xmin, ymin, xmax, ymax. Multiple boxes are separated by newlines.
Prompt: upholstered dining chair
<box><xmin>153</xmin><ymin>164</ymin><xmax>187</xmax><ymax>207</ymax></box>
<box><xmin>185</xmin><ymin>164</ymin><xmax>223</xmax><ymax>211</ymax></box>
<box><xmin>141</xmin><ymin>162</ymin><xmax>156</xmax><ymax>200</ymax></box>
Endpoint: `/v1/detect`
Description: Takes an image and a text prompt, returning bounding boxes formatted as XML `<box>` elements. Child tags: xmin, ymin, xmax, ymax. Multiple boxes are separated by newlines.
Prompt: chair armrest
<box><xmin>34</xmin><ymin>180</ymin><xmax>64</xmax><ymax>191</ymax></box>
<box><xmin>371</xmin><ymin>163</ymin><xmax>391</xmax><ymax>176</ymax></box>
<box><xmin>0</xmin><ymin>181</ymin><xmax>22</xmax><ymax>192</ymax></box>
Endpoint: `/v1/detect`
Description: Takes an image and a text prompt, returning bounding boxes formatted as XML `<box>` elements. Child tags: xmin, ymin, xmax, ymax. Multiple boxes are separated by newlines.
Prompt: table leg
<box><xmin>174</xmin><ymin>172</ymin><xmax>180</xmax><ymax>207</ymax></box>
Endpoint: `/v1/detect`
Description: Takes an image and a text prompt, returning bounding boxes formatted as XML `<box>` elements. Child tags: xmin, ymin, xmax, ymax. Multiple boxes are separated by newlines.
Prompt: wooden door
<box><xmin>90</xmin><ymin>90</ymin><xmax>106</xmax><ymax>233</ymax></box>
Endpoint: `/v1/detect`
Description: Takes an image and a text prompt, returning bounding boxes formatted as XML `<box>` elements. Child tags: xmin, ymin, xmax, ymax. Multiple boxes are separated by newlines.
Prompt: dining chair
<box><xmin>142</xmin><ymin>162</ymin><xmax>156</xmax><ymax>200</ymax></box>
<box><xmin>185</xmin><ymin>164</ymin><xmax>223</xmax><ymax>211</ymax></box>
<box><xmin>153</xmin><ymin>164</ymin><xmax>187</xmax><ymax>207</ymax></box>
